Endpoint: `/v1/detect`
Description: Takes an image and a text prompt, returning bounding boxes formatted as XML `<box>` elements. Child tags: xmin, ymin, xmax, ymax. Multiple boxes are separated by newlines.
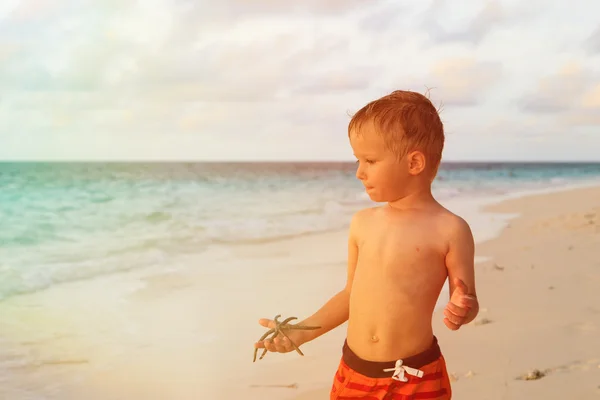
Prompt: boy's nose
<box><xmin>355</xmin><ymin>166</ymin><xmax>366</xmax><ymax>180</ymax></box>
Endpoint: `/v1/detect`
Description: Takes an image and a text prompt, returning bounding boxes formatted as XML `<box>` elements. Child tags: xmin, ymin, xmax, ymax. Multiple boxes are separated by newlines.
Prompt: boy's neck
<box><xmin>387</xmin><ymin>185</ymin><xmax>435</xmax><ymax>211</ymax></box>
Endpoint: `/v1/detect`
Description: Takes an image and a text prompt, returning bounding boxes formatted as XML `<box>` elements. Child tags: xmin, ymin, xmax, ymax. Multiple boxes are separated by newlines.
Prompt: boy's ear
<box><xmin>407</xmin><ymin>151</ymin><xmax>426</xmax><ymax>175</ymax></box>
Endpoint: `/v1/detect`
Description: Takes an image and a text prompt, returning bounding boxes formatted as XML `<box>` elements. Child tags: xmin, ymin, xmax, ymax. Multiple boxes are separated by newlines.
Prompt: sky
<box><xmin>1</xmin><ymin>0</ymin><xmax>599</xmax><ymax>162</ymax></box>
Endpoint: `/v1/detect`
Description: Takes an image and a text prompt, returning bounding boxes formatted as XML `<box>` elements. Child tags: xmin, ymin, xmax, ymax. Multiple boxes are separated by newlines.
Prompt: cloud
<box><xmin>516</xmin><ymin>61</ymin><xmax>600</xmax><ymax>130</ymax></box>
<box><xmin>0</xmin><ymin>0</ymin><xmax>381</xmax><ymax>141</ymax></box>
<box><xmin>214</xmin><ymin>0</ymin><xmax>365</xmax><ymax>15</ymax></box>
<box><xmin>356</xmin><ymin>1</ymin><xmax>406</xmax><ymax>32</ymax></box>
<box><xmin>518</xmin><ymin>62</ymin><xmax>599</xmax><ymax>115</ymax></box>
<box><xmin>419</xmin><ymin>0</ymin><xmax>547</xmax><ymax>47</ymax></box>
<box><xmin>427</xmin><ymin>57</ymin><xmax>503</xmax><ymax>106</ymax></box>
<box><xmin>483</xmin><ymin>113</ymin><xmax>563</xmax><ymax>138</ymax></box>
<box><xmin>561</xmin><ymin>111</ymin><xmax>600</xmax><ymax>128</ymax></box>
<box><xmin>0</xmin><ymin>41</ymin><xmax>19</xmax><ymax>63</ymax></box>
<box><xmin>1</xmin><ymin>0</ymin><xmax>600</xmax><ymax>161</ymax></box>
<box><xmin>289</xmin><ymin>69</ymin><xmax>375</xmax><ymax>96</ymax></box>
<box><xmin>0</xmin><ymin>0</ymin><xmax>388</xmax><ymax>104</ymax></box>
<box><xmin>0</xmin><ymin>1</ymin><xmax>156</xmax><ymax>92</ymax></box>
<box><xmin>148</xmin><ymin>0</ymin><xmax>369</xmax><ymax>33</ymax></box>
<box><xmin>559</xmin><ymin>83</ymin><xmax>600</xmax><ymax>128</ymax></box>
<box><xmin>4</xmin><ymin>0</ymin><xmax>65</xmax><ymax>22</ymax></box>
<box><xmin>421</xmin><ymin>0</ymin><xmax>504</xmax><ymax>45</ymax></box>
<box><xmin>581</xmin><ymin>84</ymin><xmax>600</xmax><ymax>109</ymax></box>
<box><xmin>586</xmin><ymin>25</ymin><xmax>600</xmax><ymax>54</ymax></box>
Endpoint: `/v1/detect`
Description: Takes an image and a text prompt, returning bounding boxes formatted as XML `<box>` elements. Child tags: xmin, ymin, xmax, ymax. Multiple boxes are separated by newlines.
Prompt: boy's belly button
<box><xmin>370</xmin><ymin>335</ymin><xmax>379</xmax><ymax>343</ymax></box>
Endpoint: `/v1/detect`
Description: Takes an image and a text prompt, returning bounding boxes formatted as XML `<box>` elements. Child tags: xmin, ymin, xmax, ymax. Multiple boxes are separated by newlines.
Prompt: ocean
<box><xmin>2</xmin><ymin>161</ymin><xmax>600</xmax><ymax>303</ymax></box>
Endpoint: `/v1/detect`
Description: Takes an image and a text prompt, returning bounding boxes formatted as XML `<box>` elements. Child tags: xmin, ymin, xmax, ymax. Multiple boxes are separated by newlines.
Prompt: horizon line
<box><xmin>1</xmin><ymin>159</ymin><xmax>600</xmax><ymax>164</ymax></box>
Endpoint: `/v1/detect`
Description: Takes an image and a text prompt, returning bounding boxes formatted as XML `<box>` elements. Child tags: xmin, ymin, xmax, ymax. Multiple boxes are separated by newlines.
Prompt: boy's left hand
<box><xmin>443</xmin><ymin>278</ymin><xmax>477</xmax><ymax>331</ymax></box>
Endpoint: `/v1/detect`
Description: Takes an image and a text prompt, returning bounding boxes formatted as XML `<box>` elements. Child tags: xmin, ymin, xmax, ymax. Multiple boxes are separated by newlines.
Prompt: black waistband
<box><xmin>342</xmin><ymin>336</ymin><xmax>442</xmax><ymax>378</ymax></box>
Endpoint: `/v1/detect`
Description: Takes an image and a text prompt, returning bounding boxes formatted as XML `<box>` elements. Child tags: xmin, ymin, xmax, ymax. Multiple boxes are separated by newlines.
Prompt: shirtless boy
<box><xmin>254</xmin><ymin>90</ymin><xmax>478</xmax><ymax>399</ymax></box>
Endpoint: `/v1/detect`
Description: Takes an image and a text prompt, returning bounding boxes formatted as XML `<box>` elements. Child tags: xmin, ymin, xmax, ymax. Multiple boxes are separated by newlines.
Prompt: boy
<box><xmin>254</xmin><ymin>90</ymin><xmax>478</xmax><ymax>399</ymax></box>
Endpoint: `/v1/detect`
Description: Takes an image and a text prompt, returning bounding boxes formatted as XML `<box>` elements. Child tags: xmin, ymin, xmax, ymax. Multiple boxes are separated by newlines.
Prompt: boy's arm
<box><xmin>294</xmin><ymin>210</ymin><xmax>361</xmax><ymax>343</ymax></box>
<box><xmin>443</xmin><ymin>216</ymin><xmax>479</xmax><ymax>329</ymax></box>
<box><xmin>255</xmin><ymin>211</ymin><xmax>363</xmax><ymax>354</ymax></box>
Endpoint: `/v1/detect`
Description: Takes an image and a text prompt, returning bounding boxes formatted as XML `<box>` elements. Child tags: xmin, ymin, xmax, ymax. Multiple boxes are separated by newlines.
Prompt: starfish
<box><xmin>253</xmin><ymin>314</ymin><xmax>321</xmax><ymax>362</ymax></box>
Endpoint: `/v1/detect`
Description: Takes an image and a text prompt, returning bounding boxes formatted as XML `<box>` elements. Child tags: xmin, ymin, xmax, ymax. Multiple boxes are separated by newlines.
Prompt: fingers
<box><xmin>254</xmin><ymin>336</ymin><xmax>292</xmax><ymax>353</ymax></box>
<box><xmin>445</xmin><ymin>301</ymin><xmax>468</xmax><ymax>317</ymax></box>
<box><xmin>443</xmin><ymin>317</ymin><xmax>461</xmax><ymax>331</ymax></box>
<box><xmin>444</xmin><ymin>299</ymin><xmax>470</xmax><ymax>328</ymax></box>
<box><xmin>258</xmin><ymin>318</ymin><xmax>276</xmax><ymax>329</ymax></box>
<box><xmin>461</xmin><ymin>295</ymin><xmax>478</xmax><ymax>309</ymax></box>
<box><xmin>255</xmin><ymin>318</ymin><xmax>296</xmax><ymax>355</ymax></box>
<box><xmin>444</xmin><ymin>293</ymin><xmax>478</xmax><ymax>330</ymax></box>
<box><xmin>444</xmin><ymin>307</ymin><xmax>466</xmax><ymax>325</ymax></box>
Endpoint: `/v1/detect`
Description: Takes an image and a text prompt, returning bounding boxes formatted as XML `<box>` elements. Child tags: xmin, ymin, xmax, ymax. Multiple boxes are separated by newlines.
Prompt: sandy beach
<box><xmin>1</xmin><ymin>184</ymin><xmax>600</xmax><ymax>399</ymax></box>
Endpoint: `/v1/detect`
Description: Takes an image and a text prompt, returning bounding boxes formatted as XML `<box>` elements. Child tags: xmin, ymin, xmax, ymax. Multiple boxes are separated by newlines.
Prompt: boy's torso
<box><xmin>346</xmin><ymin>204</ymin><xmax>452</xmax><ymax>362</ymax></box>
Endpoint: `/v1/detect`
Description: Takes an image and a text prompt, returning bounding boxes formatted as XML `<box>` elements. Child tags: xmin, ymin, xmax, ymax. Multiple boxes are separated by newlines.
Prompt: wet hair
<box><xmin>348</xmin><ymin>90</ymin><xmax>445</xmax><ymax>172</ymax></box>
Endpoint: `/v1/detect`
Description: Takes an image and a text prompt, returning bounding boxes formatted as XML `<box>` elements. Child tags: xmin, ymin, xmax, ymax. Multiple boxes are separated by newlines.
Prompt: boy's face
<box><xmin>349</xmin><ymin>123</ymin><xmax>410</xmax><ymax>203</ymax></box>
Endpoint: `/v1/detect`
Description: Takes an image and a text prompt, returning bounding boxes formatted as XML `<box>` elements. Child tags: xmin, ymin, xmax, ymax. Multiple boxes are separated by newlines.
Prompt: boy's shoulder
<box><xmin>348</xmin><ymin>206</ymin><xmax>380</xmax><ymax>235</ymax></box>
<box><xmin>440</xmin><ymin>206</ymin><xmax>471</xmax><ymax>229</ymax></box>
<box><xmin>350</xmin><ymin>205</ymin><xmax>381</xmax><ymax>223</ymax></box>
<box><xmin>350</xmin><ymin>205</ymin><xmax>473</xmax><ymax>235</ymax></box>
<box><xmin>435</xmin><ymin>206</ymin><xmax>474</xmax><ymax>246</ymax></box>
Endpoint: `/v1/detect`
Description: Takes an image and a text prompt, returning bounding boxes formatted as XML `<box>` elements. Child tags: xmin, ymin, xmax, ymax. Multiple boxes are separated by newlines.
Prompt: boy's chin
<box><xmin>366</xmin><ymin>190</ymin><xmax>399</xmax><ymax>203</ymax></box>
<box><xmin>366</xmin><ymin>191</ymin><xmax>384</xmax><ymax>203</ymax></box>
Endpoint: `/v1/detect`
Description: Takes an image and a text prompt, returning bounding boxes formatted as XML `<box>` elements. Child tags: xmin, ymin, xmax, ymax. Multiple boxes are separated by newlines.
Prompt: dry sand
<box><xmin>1</xmin><ymin>185</ymin><xmax>599</xmax><ymax>399</ymax></box>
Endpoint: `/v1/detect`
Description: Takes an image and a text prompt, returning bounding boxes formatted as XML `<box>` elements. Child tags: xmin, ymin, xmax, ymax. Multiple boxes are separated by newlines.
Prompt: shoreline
<box><xmin>1</xmin><ymin>181</ymin><xmax>600</xmax><ymax>399</ymax></box>
<box><xmin>2</xmin><ymin>176</ymin><xmax>599</xmax><ymax>306</ymax></box>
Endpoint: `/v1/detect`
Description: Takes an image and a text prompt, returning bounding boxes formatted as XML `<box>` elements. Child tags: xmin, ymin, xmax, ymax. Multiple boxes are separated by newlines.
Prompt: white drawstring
<box><xmin>382</xmin><ymin>359</ymin><xmax>424</xmax><ymax>382</ymax></box>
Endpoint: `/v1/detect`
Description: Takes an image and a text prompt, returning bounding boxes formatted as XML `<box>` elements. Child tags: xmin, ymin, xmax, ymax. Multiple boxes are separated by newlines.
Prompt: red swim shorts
<box><xmin>330</xmin><ymin>336</ymin><xmax>451</xmax><ymax>399</ymax></box>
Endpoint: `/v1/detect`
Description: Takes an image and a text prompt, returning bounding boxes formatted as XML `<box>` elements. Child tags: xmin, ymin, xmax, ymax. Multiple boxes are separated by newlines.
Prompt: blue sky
<box><xmin>1</xmin><ymin>0</ymin><xmax>599</xmax><ymax>161</ymax></box>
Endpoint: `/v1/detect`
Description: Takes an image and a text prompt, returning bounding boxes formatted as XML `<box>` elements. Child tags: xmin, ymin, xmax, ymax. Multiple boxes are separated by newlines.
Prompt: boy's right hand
<box><xmin>253</xmin><ymin>318</ymin><xmax>308</xmax><ymax>354</ymax></box>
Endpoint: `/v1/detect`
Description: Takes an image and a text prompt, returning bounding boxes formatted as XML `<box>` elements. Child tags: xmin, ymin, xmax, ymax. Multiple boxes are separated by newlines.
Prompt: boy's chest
<box><xmin>357</xmin><ymin>221</ymin><xmax>445</xmax><ymax>259</ymax></box>
<box><xmin>355</xmin><ymin>225</ymin><xmax>447</xmax><ymax>284</ymax></box>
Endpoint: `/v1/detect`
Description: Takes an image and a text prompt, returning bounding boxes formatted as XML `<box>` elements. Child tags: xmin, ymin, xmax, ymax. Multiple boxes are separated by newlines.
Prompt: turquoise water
<box><xmin>1</xmin><ymin>161</ymin><xmax>600</xmax><ymax>301</ymax></box>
